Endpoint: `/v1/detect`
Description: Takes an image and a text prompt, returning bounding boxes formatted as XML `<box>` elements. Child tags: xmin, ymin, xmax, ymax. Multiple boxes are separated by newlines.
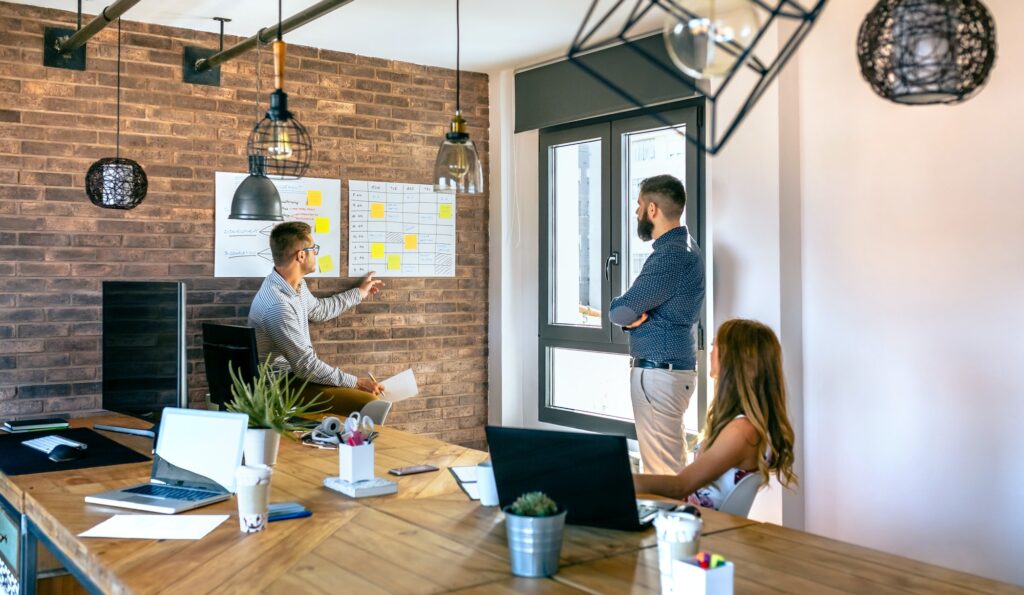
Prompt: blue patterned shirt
<box><xmin>609</xmin><ymin>226</ymin><xmax>704</xmax><ymax>369</ymax></box>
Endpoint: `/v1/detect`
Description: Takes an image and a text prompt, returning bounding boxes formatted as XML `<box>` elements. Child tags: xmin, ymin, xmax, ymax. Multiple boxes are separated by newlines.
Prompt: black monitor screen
<box><xmin>102</xmin><ymin>281</ymin><xmax>187</xmax><ymax>423</ymax></box>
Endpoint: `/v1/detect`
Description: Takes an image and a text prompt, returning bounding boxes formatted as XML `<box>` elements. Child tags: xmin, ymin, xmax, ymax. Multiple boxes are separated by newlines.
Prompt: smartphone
<box><xmin>388</xmin><ymin>464</ymin><xmax>439</xmax><ymax>476</ymax></box>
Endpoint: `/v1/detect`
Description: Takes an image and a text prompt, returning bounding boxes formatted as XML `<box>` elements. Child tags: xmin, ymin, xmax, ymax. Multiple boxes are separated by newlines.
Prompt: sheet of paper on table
<box><xmin>79</xmin><ymin>514</ymin><xmax>229</xmax><ymax>540</ymax></box>
<box><xmin>380</xmin><ymin>369</ymin><xmax>419</xmax><ymax>402</ymax></box>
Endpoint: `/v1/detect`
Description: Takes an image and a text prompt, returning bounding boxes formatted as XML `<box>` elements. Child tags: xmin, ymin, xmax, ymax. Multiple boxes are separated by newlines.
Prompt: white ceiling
<box><xmin>12</xmin><ymin>0</ymin><xmax>664</xmax><ymax>73</ymax></box>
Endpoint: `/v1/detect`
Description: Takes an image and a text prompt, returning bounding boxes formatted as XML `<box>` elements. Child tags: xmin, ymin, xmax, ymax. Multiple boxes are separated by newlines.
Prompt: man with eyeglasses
<box><xmin>248</xmin><ymin>221</ymin><xmax>385</xmax><ymax>414</ymax></box>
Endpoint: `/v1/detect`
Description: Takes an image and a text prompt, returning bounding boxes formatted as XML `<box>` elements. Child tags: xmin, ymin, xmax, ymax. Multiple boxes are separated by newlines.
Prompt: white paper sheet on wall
<box><xmin>347</xmin><ymin>180</ymin><xmax>456</xmax><ymax>277</ymax></box>
<box><xmin>214</xmin><ymin>173</ymin><xmax>342</xmax><ymax>278</ymax></box>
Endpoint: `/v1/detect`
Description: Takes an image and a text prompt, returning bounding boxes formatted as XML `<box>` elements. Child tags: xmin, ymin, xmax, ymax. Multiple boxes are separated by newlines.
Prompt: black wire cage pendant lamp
<box><xmin>246</xmin><ymin>0</ymin><xmax>312</xmax><ymax>179</ymax></box>
<box><xmin>86</xmin><ymin>18</ymin><xmax>147</xmax><ymax>209</ymax></box>
<box><xmin>857</xmin><ymin>0</ymin><xmax>996</xmax><ymax>105</ymax></box>
<box><xmin>433</xmin><ymin>0</ymin><xmax>483</xmax><ymax>194</ymax></box>
<box><xmin>231</xmin><ymin>36</ymin><xmax>282</xmax><ymax>220</ymax></box>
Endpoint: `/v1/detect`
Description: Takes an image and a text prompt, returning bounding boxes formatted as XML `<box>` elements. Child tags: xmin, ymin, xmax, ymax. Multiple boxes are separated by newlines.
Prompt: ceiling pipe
<box><xmin>193</xmin><ymin>0</ymin><xmax>356</xmax><ymax>72</ymax></box>
<box><xmin>53</xmin><ymin>0</ymin><xmax>144</xmax><ymax>55</ymax></box>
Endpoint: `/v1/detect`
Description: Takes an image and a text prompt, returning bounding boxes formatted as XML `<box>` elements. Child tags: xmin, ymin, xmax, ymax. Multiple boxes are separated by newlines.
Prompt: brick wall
<box><xmin>0</xmin><ymin>3</ymin><xmax>490</xmax><ymax>448</ymax></box>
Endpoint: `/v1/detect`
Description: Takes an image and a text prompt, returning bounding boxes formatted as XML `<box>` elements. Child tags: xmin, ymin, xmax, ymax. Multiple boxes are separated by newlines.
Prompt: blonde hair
<box><xmin>703</xmin><ymin>319</ymin><xmax>797</xmax><ymax>488</ymax></box>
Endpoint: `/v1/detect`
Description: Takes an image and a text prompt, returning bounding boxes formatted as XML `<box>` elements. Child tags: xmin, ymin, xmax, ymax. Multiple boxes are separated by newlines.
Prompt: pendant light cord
<box><xmin>278</xmin><ymin>0</ymin><xmax>283</xmax><ymax>42</ymax></box>
<box><xmin>116</xmin><ymin>17</ymin><xmax>121</xmax><ymax>160</ymax></box>
<box><xmin>456</xmin><ymin>0</ymin><xmax>461</xmax><ymax>114</ymax></box>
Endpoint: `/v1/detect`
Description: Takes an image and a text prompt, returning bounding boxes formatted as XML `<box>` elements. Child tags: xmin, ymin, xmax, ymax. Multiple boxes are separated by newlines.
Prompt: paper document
<box><xmin>448</xmin><ymin>466</ymin><xmax>480</xmax><ymax>501</ymax></box>
<box><xmin>380</xmin><ymin>369</ymin><xmax>419</xmax><ymax>402</ymax></box>
<box><xmin>79</xmin><ymin>514</ymin><xmax>229</xmax><ymax>540</ymax></box>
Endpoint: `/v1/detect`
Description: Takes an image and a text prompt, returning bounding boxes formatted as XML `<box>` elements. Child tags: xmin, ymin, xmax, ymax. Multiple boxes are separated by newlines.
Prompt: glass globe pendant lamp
<box><xmin>662</xmin><ymin>0</ymin><xmax>762</xmax><ymax>80</ymax></box>
<box><xmin>433</xmin><ymin>0</ymin><xmax>483</xmax><ymax>194</ymax></box>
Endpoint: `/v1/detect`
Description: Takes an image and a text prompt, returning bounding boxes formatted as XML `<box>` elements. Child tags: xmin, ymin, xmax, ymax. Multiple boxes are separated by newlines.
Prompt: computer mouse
<box><xmin>48</xmin><ymin>444</ymin><xmax>85</xmax><ymax>463</ymax></box>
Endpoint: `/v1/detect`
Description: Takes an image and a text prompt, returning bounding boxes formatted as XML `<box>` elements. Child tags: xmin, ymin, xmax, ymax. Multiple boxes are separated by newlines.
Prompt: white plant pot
<box><xmin>243</xmin><ymin>428</ymin><xmax>281</xmax><ymax>466</ymax></box>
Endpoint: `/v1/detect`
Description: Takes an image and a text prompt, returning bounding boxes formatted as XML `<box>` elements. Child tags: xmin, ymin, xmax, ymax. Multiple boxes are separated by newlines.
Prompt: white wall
<box><xmin>796</xmin><ymin>0</ymin><xmax>1024</xmax><ymax>585</ymax></box>
<box><xmin>489</xmin><ymin>0</ymin><xmax>1024</xmax><ymax>582</ymax></box>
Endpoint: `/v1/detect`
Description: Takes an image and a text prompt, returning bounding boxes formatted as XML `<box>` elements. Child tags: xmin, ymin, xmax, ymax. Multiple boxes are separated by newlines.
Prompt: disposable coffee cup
<box><xmin>235</xmin><ymin>464</ymin><xmax>273</xmax><ymax>533</ymax></box>
<box><xmin>654</xmin><ymin>510</ymin><xmax>702</xmax><ymax>594</ymax></box>
<box><xmin>476</xmin><ymin>460</ymin><xmax>499</xmax><ymax>506</ymax></box>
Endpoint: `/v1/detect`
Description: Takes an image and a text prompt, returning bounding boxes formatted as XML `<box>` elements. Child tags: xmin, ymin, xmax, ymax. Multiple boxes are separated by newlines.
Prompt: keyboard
<box><xmin>22</xmin><ymin>435</ymin><xmax>87</xmax><ymax>454</ymax></box>
<box><xmin>124</xmin><ymin>484</ymin><xmax>220</xmax><ymax>502</ymax></box>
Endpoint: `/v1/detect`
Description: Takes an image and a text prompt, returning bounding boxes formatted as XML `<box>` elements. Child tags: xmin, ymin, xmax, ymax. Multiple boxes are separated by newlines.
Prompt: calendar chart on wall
<box><xmin>347</xmin><ymin>180</ymin><xmax>456</xmax><ymax>278</ymax></box>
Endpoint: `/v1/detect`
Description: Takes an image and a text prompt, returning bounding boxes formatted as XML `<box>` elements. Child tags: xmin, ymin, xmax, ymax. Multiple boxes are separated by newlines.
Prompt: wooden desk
<box><xmin>551</xmin><ymin>523</ymin><xmax>1024</xmax><ymax>595</ymax></box>
<box><xmin>3</xmin><ymin>415</ymin><xmax>1018</xmax><ymax>594</ymax></box>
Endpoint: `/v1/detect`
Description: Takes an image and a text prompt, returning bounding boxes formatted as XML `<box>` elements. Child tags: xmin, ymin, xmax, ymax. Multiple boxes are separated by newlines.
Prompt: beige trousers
<box><xmin>630</xmin><ymin>367</ymin><xmax>697</xmax><ymax>475</ymax></box>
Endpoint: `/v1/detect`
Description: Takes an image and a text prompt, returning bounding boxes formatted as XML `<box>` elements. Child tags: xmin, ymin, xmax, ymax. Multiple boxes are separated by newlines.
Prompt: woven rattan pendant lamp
<box><xmin>857</xmin><ymin>0</ymin><xmax>997</xmax><ymax>105</ymax></box>
<box><xmin>85</xmin><ymin>18</ymin><xmax>147</xmax><ymax>209</ymax></box>
<box><xmin>246</xmin><ymin>0</ymin><xmax>312</xmax><ymax>179</ymax></box>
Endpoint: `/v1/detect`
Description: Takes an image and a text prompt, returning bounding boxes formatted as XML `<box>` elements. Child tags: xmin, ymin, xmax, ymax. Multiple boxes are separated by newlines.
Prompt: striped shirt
<box><xmin>248</xmin><ymin>269</ymin><xmax>362</xmax><ymax>388</ymax></box>
<box><xmin>609</xmin><ymin>226</ymin><xmax>704</xmax><ymax>370</ymax></box>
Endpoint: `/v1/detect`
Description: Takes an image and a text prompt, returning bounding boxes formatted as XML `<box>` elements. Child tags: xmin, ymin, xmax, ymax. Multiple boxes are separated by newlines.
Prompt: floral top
<box><xmin>686</xmin><ymin>415</ymin><xmax>759</xmax><ymax>510</ymax></box>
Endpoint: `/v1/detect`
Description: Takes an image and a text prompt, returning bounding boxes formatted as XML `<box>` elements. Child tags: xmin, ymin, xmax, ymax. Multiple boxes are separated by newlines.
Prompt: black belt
<box><xmin>630</xmin><ymin>357</ymin><xmax>681</xmax><ymax>370</ymax></box>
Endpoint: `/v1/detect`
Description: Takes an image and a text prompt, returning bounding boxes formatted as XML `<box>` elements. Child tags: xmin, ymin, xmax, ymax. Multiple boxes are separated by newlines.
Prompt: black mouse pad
<box><xmin>0</xmin><ymin>427</ymin><xmax>151</xmax><ymax>476</ymax></box>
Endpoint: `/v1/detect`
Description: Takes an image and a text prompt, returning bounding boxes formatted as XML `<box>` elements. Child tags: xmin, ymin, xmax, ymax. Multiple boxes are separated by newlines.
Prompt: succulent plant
<box><xmin>508</xmin><ymin>491</ymin><xmax>559</xmax><ymax>517</ymax></box>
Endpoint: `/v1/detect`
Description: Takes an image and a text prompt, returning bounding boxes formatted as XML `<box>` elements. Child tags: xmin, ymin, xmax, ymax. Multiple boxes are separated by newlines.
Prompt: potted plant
<box><xmin>225</xmin><ymin>355</ymin><xmax>329</xmax><ymax>465</ymax></box>
<box><xmin>503</xmin><ymin>491</ymin><xmax>567</xmax><ymax>578</ymax></box>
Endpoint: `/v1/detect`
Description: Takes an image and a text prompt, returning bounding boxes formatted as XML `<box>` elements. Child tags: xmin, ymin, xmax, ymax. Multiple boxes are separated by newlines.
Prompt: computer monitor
<box><xmin>96</xmin><ymin>281</ymin><xmax>187</xmax><ymax>438</ymax></box>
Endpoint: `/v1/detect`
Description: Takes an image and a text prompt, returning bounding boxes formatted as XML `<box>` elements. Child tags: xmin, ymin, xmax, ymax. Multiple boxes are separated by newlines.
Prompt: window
<box><xmin>539</xmin><ymin>105</ymin><xmax>706</xmax><ymax>437</ymax></box>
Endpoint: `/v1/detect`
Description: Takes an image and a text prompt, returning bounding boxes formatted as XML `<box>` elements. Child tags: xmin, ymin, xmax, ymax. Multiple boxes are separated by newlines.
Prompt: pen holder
<box><xmin>339</xmin><ymin>442</ymin><xmax>374</xmax><ymax>483</ymax></box>
<box><xmin>666</xmin><ymin>560</ymin><xmax>734</xmax><ymax>595</ymax></box>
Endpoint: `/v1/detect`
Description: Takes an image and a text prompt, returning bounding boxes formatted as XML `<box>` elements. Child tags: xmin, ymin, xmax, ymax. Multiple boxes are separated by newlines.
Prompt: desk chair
<box><xmin>201</xmin><ymin>323</ymin><xmax>259</xmax><ymax>410</ymax></box>
<box><xmin>717</xmin><ymin>472</ymin><xmax>763</xmax><ymax>517</ymax></box>
<box><xmin>359</xmin><ymin>399</ymin><xmax>392</xmax><ymax>425</ymax></box>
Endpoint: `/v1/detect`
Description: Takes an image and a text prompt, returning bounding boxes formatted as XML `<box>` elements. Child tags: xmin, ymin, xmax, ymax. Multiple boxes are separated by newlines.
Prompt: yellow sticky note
<box><xmin>370</xmin><ymin>203</ymin><xmax>385</xmax><ymax>219</ymax></box>
<box><xmin>317</xmin><ymin>254</ymin><xmax>334</xmax><ymax>273</ymax></box>
<box><xmin>404</xmin><ymin>234</ymin><xmax>418</xmax><ymax>250</ymax></box>
<box><xmin>439</xmin><ymin>204</ymin><xmax>452</xmax><ymax>219</ymax></box>
<box><xmin>315</xmin><ymin>217</ymin><xmax>330</xmax><ymax>234</ymax></box>
<box><xmin>371</xmin><ymin>243</ymin><xmax>385</xmax><ymax>259</ymax></box>
<box><xmin>306</xmin><ymin>190</ymin><xmax>322</xmax><ymax>206</ymax></box>
<box><xmin>387</xmin><ymin>255</ymin><xmax>401</xmax><ymax>271</ymax></box>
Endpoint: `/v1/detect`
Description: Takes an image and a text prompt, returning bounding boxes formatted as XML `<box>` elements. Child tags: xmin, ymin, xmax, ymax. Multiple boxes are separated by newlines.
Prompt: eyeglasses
<box><xmin>300</xmin><ymin>244</ymin><xmax>320</xmax><ymax>255</ymax></box>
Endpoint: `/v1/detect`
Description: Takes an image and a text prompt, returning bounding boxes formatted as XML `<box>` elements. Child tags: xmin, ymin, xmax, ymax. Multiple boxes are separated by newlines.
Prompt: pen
<box><xmin>368</xmin><ymin>372</ymin><xmax>385</xmax><ymax>396</ymax></box>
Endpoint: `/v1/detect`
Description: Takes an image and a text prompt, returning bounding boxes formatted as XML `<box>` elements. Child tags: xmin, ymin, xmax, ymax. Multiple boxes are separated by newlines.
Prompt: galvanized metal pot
<box><xmin>503</xmin><ymin>507</ymin><xmax>567</xmax><ymax>577</ymax></box>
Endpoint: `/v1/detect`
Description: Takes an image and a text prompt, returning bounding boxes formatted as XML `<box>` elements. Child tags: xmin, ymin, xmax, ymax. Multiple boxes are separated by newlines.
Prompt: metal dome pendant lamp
<box><xmin>86</xmin><ymin>18</ymin><xmax>147</xmax><ymax>209</ymax></box>
<box><xmin>433</xmin><ymin>0</ymin><xmax>483</xmax><ymax>194</ymax></box>
<box><xmin>231</xmin><ymin>35</ymin><xmax>283</xmax><ymax>221</ymax></box>
<box><xmin>246</xmin><ymin>0</ymin><xmax>312</xmax><ymax>179</ymax></box>
<box><xmin>857</xmin><ymin>0</ymin><xmax>997</xmax><ymax>105</ymax></box>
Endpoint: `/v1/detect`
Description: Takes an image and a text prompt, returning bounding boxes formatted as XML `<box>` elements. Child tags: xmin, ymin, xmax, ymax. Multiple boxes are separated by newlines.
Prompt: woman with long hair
<box><xmin>634</xmin><ymin>319</ymin><xmax>797</xmax><ymax>508</ymax></box>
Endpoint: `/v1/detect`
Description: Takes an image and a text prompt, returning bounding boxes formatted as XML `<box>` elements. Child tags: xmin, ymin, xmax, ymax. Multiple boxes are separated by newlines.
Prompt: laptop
<box><xmin>485</xmin><ymin>426</ymin><xmax>674</xmax><ymax>531</ymax></box>
<box><xmin>86</xmin><ymin>408</ymin><xmax>248</xmax><ymax>514</ymax></box>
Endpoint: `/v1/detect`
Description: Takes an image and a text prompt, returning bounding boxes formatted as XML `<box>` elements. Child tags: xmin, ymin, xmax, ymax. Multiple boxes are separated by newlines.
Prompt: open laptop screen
<box><xmin>154</xmin><ymin>408</ymin><xmax>248</xmax><ymax>492</ymax></box>
<box><xmin>485</xmin><ymin>426</ymin><xmax>643</xmax><ymax>531</ymax></box>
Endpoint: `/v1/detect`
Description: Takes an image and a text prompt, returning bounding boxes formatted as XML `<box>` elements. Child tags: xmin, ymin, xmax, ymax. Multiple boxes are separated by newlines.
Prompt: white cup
<box><xmin>654</xmin><ymin>510</ymin><xmax>702</xmax><ymax>594</ymax></box>
<box><xmin>476</xmin><ymin>460</ymin><xmax>499</xmax><ymax>506</ymax></box>
<box><xmin>235</xmin><ymin>464</ymin><xmax>272</xmax><ymax>533</ymax></box>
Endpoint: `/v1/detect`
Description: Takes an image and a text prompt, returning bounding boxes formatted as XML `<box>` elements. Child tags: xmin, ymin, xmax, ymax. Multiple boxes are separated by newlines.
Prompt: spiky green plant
<box><xmin>508</xmin><ymin>492</ymin><xmax>559</xmax><ymax>517</ymax></box>
<box><xmin>225</xmin><ymin>354</ymin><xmax>330</xmax><ymax>438</ymax></box>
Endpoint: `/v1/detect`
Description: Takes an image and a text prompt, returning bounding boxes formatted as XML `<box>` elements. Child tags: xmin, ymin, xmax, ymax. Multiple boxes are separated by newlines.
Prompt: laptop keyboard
<box><xmin>637</xmin><ymin>502</ymin><xmax>660</xmax><ymax>523</ymax></box>
<box><xmin>124</xmin><ymin>484</ymin><xmax>220</xmax><ymax>502</ymax></box>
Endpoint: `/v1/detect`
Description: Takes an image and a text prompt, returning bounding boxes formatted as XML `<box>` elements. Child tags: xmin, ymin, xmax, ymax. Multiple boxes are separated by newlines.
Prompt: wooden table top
<box><xmin>551</xmin><ymin>522</ymin><xmax>1024</xmax><ymax>595</ymax></box>
<box><xmin>7</xmin><ymin>414</ymin><xmax>1017</xmax><ymax>594</ymax></box>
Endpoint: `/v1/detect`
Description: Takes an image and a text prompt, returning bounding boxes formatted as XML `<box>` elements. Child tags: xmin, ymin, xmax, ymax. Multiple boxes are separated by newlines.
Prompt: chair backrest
<box><xmin>360</xmin><ymin>399</ymin><xmax>392</xmax><ymax>425</ymax></box>
<box><xmin>201</xmin><ymin>323</ymin><xmax>259</xmax><ymax>410</ymax></box>
<box><xmin>717</xmin><ymin>472</ymin><xmax>764</xmax><ymax>517</ymax></box>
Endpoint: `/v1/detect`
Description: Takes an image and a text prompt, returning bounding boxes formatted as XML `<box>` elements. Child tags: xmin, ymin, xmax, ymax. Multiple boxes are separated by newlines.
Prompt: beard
<box><xmin>637</xmin><ymin>212</ymin><xmax>654</xmax><ymax>242</ymax></box>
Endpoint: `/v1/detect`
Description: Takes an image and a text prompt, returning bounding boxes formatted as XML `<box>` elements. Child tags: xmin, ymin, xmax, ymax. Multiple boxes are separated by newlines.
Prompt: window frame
<box><xmin>537</xmin><ymin>100</ymin><xmax>707</xmax><ymax>438</ymax></box>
